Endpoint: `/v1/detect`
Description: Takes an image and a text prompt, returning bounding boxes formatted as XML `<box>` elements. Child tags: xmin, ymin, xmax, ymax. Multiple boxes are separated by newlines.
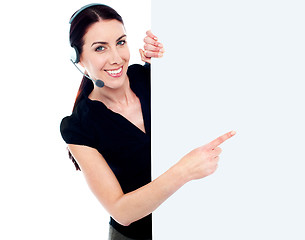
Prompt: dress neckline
<box><xmin>83</xmin><ymin>84</ymin><xmax>148</xmax><ymax>136</ymax></box>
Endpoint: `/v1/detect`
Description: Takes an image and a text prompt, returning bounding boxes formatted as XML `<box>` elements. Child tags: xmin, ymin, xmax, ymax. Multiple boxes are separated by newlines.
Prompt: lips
<box><xmin>105</xmin><ymin>66</ymin><xmax>123</xmax><ymax>77</ymax></box>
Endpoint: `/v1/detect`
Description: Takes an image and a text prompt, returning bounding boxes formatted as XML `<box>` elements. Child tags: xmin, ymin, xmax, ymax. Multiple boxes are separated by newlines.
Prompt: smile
<box><xmin>105</xmin><ymin>67</ymin><xmax>123</xmax><ymax>77</ymax></box>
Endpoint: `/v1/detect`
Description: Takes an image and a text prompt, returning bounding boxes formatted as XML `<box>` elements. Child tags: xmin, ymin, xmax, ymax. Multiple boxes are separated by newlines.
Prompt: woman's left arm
<box><xmin>139</xmin><ymin>30</ymin><xmax>165</xmax><ymax>64</ymax></box>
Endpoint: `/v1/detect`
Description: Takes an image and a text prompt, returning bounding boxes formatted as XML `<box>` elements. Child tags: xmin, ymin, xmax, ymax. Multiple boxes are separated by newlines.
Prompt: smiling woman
<box><xmin>60</xmin><ymin>3</ymin><xmax>235</xmax><ymax>240</ymax></box>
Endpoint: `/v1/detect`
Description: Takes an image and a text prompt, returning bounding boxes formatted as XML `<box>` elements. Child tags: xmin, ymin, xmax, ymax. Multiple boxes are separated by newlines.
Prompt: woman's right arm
<box><xmin>68</xmin><ymin>131</ymin><xmax>235</xmax><ymax>226</ymax></box>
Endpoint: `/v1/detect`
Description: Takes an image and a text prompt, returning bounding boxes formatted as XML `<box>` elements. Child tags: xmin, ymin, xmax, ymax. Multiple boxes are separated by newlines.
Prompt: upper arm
<box><xmin>68</xmin><ymin>144</ymin><xmax>124</xmax><ymax>216</ymax></box>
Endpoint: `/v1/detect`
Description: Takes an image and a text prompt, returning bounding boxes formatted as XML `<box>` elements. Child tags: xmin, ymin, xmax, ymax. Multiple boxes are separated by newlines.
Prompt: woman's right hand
<box><xmin>177</xmin><ymin>131</ymin><xmax>236</xmax><ymax>182</ymax></box>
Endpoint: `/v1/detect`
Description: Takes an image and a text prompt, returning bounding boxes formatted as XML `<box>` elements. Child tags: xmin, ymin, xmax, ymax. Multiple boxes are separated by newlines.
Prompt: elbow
<box><xmin>110</xmin><ymin>207</ymin><xmax>138</xmax><ymax>226</ymax></box>
<box><xmin>110</xmin><ymin>207</ymin><xmax>133</xmax><ymax>226</ymax></box>
<box><xmin>120</xmin><ymin>220</ymin><xmax>132</xmax><ymax>227</ymax></box>
<box><xmin>112</xmin><ymin>215</ymin><xmax>133</xmax><ymax>227</ymax></box>
<box><xmin>108</xmin><ymin>197</ymin><xmax>143</xmax><ymax>226</ymax></box>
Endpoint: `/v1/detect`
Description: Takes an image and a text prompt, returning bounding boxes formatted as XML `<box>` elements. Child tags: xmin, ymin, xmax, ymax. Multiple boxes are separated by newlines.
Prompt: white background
<box><xmin>0</xmin><ymin>1</ymin><xmax>150</xmax><ymax>239</ymax></box>
<box><xmin>152</xmin><ymin>0</ymin><xmax>305</xmax><ymax>239</ymax></box>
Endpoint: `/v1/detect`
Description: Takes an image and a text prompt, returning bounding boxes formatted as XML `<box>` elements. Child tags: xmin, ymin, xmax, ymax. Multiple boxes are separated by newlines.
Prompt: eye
<box><xmin>95</xmin><ymin>46</ymin><xmax>105</xmax><ymax>52</ymax></box>
<box><xmin>117</xmin><ymin>40</ymin><xmax>126</xmax><ymax>46</ymax></box>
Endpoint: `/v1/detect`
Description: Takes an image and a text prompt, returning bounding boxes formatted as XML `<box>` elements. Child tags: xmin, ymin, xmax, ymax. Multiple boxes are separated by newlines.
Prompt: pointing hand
<box><xmin>178</xmin><ymin>131</ymin><xmax>236</xmax><ymax>181</ymax></box>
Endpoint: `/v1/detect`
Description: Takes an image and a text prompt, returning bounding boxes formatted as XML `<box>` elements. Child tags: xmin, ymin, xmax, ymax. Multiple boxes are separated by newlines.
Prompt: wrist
<box><xmin>171</xmin><ymin>162</ymin><xmax>190</xmax><ymax>186</ymax></box>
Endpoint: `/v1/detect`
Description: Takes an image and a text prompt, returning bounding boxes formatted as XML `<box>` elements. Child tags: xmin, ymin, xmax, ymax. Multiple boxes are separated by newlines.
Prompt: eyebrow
<box><xmin>91</xmin><ymin>34</ymin><xmax>127</xmax><ymax>47</ymax></box>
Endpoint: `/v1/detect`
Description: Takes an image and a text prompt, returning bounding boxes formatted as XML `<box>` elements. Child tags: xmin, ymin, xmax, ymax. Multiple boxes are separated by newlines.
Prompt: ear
<box><xmin>78</xmin><ymin>59</ymin><xmax>85</xmax><ymax>68</ymax></box>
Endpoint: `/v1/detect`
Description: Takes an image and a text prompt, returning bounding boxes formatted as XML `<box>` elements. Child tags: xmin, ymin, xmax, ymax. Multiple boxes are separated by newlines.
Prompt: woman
<box><xmin>60</xmin><ymin>3</ymin><xmax>235</xmax><ymax>240</ymax></box>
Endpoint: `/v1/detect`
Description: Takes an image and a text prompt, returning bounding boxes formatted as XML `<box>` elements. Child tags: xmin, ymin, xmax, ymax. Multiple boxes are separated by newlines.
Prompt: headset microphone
<box><xmin>70</xmin><ymin>60</ymin><xmax>105</xmax><ymax>88</ymax></box>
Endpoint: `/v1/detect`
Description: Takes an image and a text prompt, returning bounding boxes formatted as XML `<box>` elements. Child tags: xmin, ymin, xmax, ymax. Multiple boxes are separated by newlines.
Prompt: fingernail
<box><xmin>154</xmin><ymin>37</ymin><xmax>158</xmax><ymax>41</ymax></box>
<box><xmin>159</xmin><ymin>48</ymin><xmax>165</xmax><ymax>53</ymax></box>
<box><xmin>158</xmin><ymin>43</ymin><xmax>163</xmax><ymax>47</ymax></box>
<box><xmin>231</xmin><ymin>131</ymin><xmax>236</xmax><ymax>136</ymax></box>
<box><xmin>158</xmin><ymin>52</ymin><xmax>163</xmax><ymax>57</ymax></box>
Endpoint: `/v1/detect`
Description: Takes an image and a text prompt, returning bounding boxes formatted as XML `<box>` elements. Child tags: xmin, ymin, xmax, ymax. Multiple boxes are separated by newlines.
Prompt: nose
<box><xmin>109</xmin><ymin>48</ymin><xmax>123</xmax><ymax>65</ymax></box>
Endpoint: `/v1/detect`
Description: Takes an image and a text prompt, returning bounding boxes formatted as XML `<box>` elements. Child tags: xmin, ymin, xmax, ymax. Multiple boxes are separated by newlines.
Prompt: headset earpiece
<box><xmin>70</xmin><ymin>45</ymin><xmax>80</xmax><ymax>63</ymax></box>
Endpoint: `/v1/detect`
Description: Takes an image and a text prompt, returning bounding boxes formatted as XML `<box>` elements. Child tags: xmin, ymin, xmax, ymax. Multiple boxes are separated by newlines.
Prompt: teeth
<box><xmin>106</xmin><ymin>67</ymin><xmax>122</xmax><ymax>75</ymax></box>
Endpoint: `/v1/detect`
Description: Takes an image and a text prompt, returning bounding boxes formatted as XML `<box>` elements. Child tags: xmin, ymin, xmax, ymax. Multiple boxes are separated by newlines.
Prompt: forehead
<box><xmin>83</xmin><ymin>19</ymin><xmax>126</xmax><ymax>44</ymax></box>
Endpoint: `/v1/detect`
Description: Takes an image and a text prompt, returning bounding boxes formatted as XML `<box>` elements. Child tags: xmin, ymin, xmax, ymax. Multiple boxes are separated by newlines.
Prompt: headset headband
<box><xmin>69</xmin><ymin>3</ymin><xmax>104</xmax><ymax>24</ymax></box>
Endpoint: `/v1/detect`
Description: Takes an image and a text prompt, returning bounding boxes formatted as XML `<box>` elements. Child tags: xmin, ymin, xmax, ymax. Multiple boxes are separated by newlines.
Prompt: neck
<box><xmin>89</xmin><ymin>78</ymin><xmax>136</xmax><ymax>110</ymax></box>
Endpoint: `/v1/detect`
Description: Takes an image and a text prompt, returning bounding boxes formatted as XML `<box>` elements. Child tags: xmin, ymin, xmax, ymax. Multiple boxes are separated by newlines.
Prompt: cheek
<box><xmin>89</xmin><ymin>56</ymin><xmax>107</xmax><ymax>71</ymax></box>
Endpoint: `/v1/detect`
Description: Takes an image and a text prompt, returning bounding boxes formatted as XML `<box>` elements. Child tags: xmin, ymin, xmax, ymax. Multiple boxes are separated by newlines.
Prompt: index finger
<box><xmin>207</xmin><ymin>131</ymin><xmax>236</xmax><ymax>149</ymax></box>
<box><xmin>146</xmin><ymin>30</ymin><xmax>158</xmax><ymax>41</ymax></box>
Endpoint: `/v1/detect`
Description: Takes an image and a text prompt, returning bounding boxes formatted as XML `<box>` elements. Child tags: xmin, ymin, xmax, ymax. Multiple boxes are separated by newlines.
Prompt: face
<box><xmin>80</xmin><ymin>20</ymin><xmax>130</xmax><ymax>89</ymax></box>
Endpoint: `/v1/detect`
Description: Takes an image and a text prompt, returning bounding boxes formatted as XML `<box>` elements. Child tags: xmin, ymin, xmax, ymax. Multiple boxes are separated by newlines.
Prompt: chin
<box><xmin>104</xmin><ymin>76</ymin><xmax>128</xmax><ymax>89</ymax></box>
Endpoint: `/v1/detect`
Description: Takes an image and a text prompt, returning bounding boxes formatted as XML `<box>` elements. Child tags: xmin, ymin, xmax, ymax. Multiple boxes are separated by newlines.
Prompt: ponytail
<box><xmin>72</xmin><ymin>76</ymin><xmax>93</xmax><ymax>111</ymax></box>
